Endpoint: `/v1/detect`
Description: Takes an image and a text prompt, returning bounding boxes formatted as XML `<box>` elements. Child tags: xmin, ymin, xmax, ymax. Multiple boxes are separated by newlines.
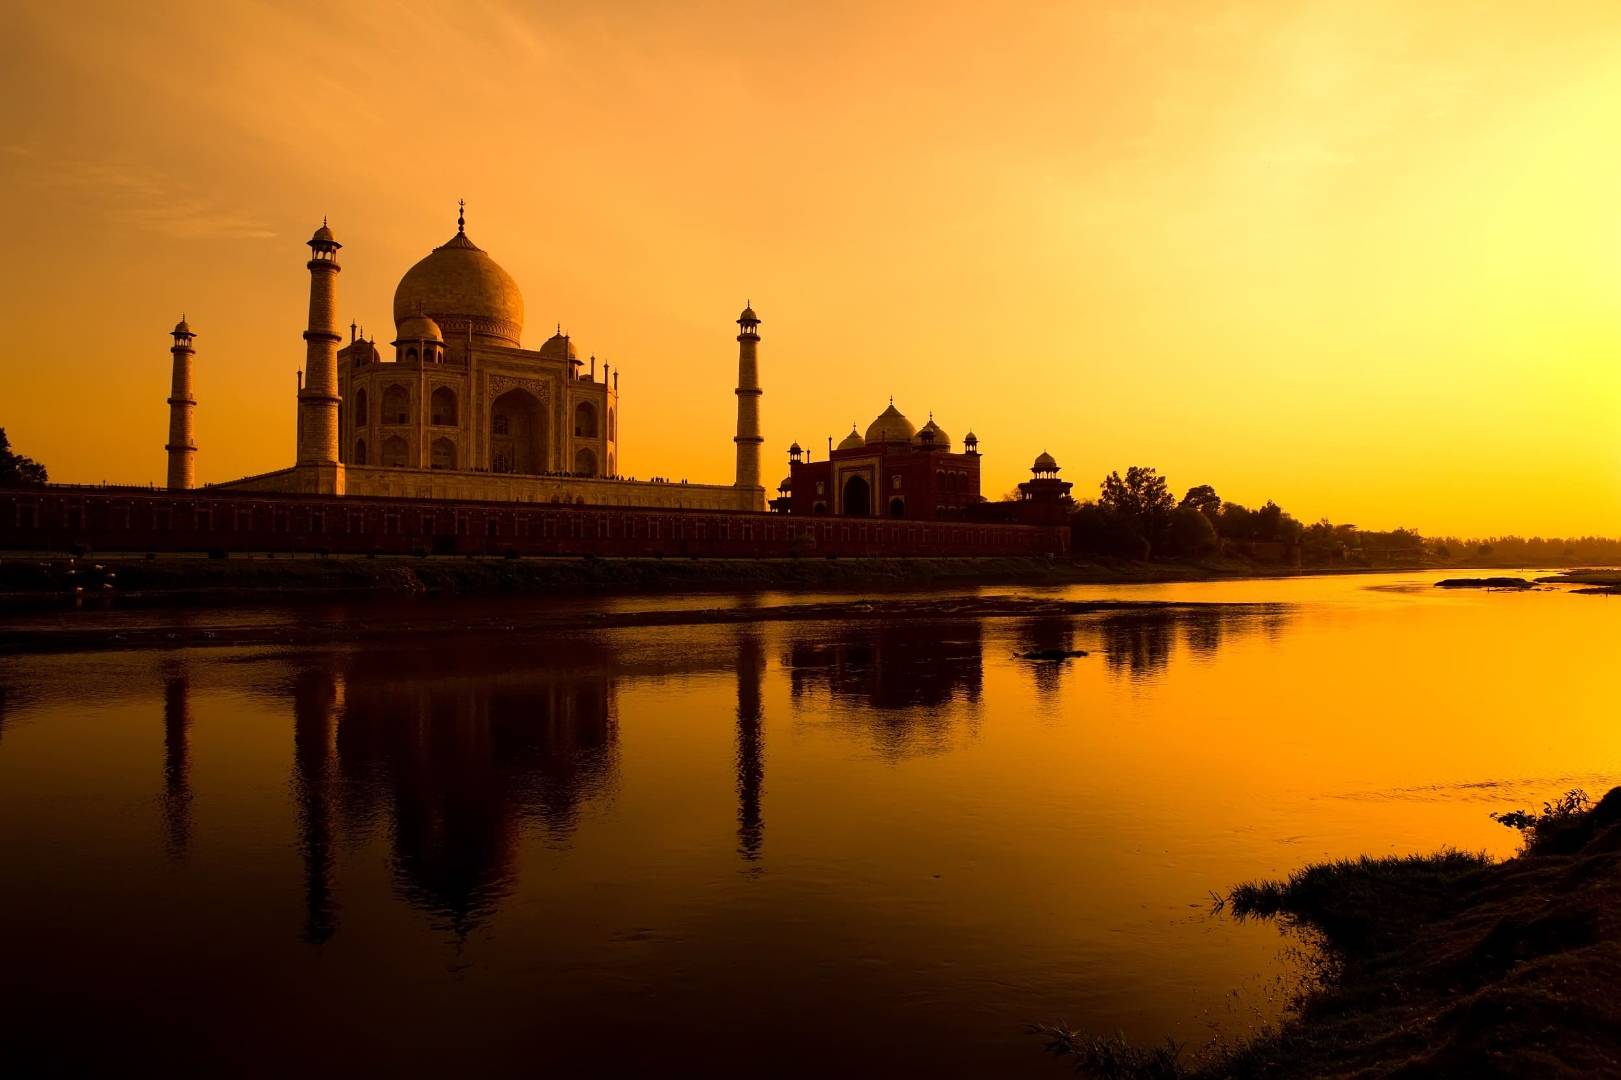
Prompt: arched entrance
<box><xmin>574</xmin><ymin>447</ymin><xmax>598</xmax><ymax>477</ymax></box>
<box><xmin>842</xmin><ymin>474</ymin><xmax>871</xmax><ymax>517</ymax></box>
<box><xmin>381</xmin><ymin>435</ymin><xmax>408</xmax><ymax>467</ymax></box>
<box><xmin>490</xmin><ymin>389</ymin><xmax>545</xmax><ymax>474</ymax></box>
<box><xmin>382</xmin><ymin>384</ymin><xmax>410</xmax><ymax>425</ymax></box>
<box><xmin>430</xmin><ymin>386</ymin><xmax>457</xmax><ymax>427</ymax></box>
<box><xmin>574</xmin><ymin>401</ymin><xmax>598</xmax><ymax>438</ymax></box>
<box><xmin>430</xmin><ymin>437</ymin><xmax>456</xmax><ymax>470</ymax></box>
<box><xmin>889</xmin><ymin>497</ymin><xmax>905</xmax><ymax>518</ymax></box>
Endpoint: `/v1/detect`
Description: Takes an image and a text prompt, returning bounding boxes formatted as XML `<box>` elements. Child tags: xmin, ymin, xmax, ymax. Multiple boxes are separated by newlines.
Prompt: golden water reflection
<box><xmin>0</xmin><ymin>571</ymin><xmax>1615</xmax><ymax>1075</ymax></box>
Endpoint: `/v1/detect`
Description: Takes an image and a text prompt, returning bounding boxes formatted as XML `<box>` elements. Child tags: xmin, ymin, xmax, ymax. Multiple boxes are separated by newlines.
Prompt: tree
<box><xmin>1162</xmin><ymin>504</ymin><xmax>1219</xmax><ymax>558</ymax></box>
<box><xmin>1215</xmin><ymin>501</ymin><xmax>1255</xmax><ymax>540</ymax></box>
<box><xmin>1099</xmin><ymin>466</ymin><xmax>1174</xmax><ymax>526</ymax></box>
<box><xmin>1179</xmin><ymin>484</ymin><xmax>1221</xmax><ymax>519</ymax></box>
<box><xmin>1252</xmin><ymin>500</ymin><xmax>1301</xmax><ymax>543</ymax></box>
<box><xmin>0</xmin><ymin>428</ymin><xmax>47</xmax><ymax>487</ymax></box>
<box><xmin>1094</xmin><ymin>467</ymin><xmax>1175</xmax><ymax>558</ymax></box>
<box><xmin>1070</xmin><ymin>501</ymin><xmax>1150</xmax><ymax>559</ymax></box>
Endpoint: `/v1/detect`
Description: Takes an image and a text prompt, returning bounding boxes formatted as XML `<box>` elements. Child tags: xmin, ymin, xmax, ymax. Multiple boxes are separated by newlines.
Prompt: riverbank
<box><xmin>0</xmin><ymin>552</ymin><xmax>1440</xmax><ymax>606</ymax></box>
<box><xmin>1042</xmin><ymin>788</ymin><xmax>1621</xmax><ymax>1078</ymax></box>
<box><xmin>0</xmin><ymin>594</ymin><xmax>1275</xmax><ymax>654</ymax></box>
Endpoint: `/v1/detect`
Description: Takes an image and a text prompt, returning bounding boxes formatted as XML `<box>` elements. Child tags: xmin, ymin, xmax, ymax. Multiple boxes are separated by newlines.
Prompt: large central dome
<box><xmin>393</xmin><ymin>223</ymin><xmax>524</xmax><ymax>347</ymax></box>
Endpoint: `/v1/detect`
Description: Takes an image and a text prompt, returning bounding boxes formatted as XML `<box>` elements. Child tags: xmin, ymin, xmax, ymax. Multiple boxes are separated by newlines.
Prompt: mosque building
<box><xmin>774</xmin><ymin>403</ymin><xmax>983</xmax><ymax>519</ymax></box>
<box><xmin>196</xmin><ymin>207</ymin><xmax>765</xmax><ymax>512</ymax></box>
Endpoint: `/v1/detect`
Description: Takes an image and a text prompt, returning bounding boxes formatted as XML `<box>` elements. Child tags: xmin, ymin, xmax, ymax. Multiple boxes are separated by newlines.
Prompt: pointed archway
<box><xmin>842</xmin><ymin>474</ymin><xmax>871</xmax><ymax>517</ymax></box>
<box><xmin>490</xmin><ymin>389</ymin><xmax>546</xmax><ymax>474</ymax></box>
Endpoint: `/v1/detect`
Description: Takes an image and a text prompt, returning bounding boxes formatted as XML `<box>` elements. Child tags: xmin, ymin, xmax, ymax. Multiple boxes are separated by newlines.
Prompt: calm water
<box><xmin>1</xmin><ymin>571</ymin><xmax>1615</xmax><ymax>1076</ymax></box>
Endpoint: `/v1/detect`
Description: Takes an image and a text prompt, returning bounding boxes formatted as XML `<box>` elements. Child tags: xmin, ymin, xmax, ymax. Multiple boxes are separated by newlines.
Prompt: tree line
<box><xmin>1069</xmin><ymin>465</ymin><xmax>1613</xmax><ymax>567</ymax></box>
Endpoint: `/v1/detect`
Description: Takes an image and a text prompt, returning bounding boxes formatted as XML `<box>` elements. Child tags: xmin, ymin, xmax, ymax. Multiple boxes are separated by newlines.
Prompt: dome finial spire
<box><xmin>457</xmin><ymin>198</ymin><xmax>465</xmax><ymax>234</ymax></box>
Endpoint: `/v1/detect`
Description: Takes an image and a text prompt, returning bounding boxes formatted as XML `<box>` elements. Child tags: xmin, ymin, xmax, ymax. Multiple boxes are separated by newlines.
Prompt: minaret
<box><xmin>165</xmin><ymin>316</ymin><xmax>197</xmax><ymax>490</ymax></box>
<box><xmin>733</xmin><ymin>304</ymin><xmax>764</xmax><ymax>509</ymax></box>
<box><xmin>297</xmin><ymin>219</ymin><xmax>345</xmax><ymax>494</ymax></box>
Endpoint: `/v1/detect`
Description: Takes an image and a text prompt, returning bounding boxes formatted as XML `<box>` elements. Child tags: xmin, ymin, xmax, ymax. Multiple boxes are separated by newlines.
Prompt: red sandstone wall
<box><xmin>0</xmin><ymin>488</ymin><xmax>1069</xmax><ymax>559</ymax></box>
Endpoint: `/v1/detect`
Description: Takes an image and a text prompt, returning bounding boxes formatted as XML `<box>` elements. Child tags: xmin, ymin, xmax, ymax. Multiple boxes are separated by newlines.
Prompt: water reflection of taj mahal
<box><xmin>134</xmin><ymin>607</ymin><xmax>1289</xmax><ymax>944</ymax></box>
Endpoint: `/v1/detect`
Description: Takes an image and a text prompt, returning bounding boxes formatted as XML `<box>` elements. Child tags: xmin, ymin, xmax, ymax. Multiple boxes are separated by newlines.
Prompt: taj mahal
<box><xmin>3</xmin><ymin>205</ymin><xmax>1076</xmax><ymax>560</ymax></box>
<box><xmin>172</xmin><ymin>205</ymin><xmax>767</xmax><ymax>512</ymax></box>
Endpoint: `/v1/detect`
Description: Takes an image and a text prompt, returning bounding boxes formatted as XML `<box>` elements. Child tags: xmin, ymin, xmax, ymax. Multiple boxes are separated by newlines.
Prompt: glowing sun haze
<box><xmin>4</xmin><ymin>1</ymin><xmax>1619</xmax><ymax>536</ymax></box>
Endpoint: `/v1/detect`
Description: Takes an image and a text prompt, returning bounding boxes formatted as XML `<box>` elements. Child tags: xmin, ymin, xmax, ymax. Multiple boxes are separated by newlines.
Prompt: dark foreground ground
<box><xmin>1043</xmin><ymin>788</ymin><xmax>1621</xmax><ymax>1078</ymax></box>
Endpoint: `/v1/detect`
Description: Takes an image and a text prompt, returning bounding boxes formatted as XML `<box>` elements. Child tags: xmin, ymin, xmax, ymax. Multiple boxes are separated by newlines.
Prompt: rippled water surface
<box><xmin>1</xmin><ymin>571</ymin><xmax>1615</xmax><ymax>1075</ymax></box>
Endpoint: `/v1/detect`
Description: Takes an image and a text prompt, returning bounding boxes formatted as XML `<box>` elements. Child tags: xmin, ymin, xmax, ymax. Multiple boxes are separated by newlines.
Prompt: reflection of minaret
<box><xmin>735</xmin><ymin>628</ymin><xmax>766</xmax><ymax>863</ymax></box>
<box><xmin>161</xmin><ymin>673</ymin><xmax>193</xmax><ymax>858</ymax></box>
<box><xmin>292</xmin><ymin>668</ymin><xmax>340</xmax><ymax>945</ymax></box>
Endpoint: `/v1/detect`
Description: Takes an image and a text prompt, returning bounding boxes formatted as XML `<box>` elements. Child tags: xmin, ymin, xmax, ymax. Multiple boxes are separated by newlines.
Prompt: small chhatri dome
<box><xmin>395</xmin><ymin>313</ymin><xmax>443</xmax><ymax>343</ymax></box>
<box><xmin>914</xmin><ymin>417</ymin><xmax>951</xmax><ymax>451</ymax></box>
<box><xmin>739</xmin><ymin>303</ymin><xmax>759</xmax><ymax>323</ymax></box>
<box><xmin>539</xmin><ymin>330</ymin><xmax>578</xmax><ymax>361</ymax></box>
<box><xmin>837</xmin><ymin>425</ymin><xmax>865</xmax><ymax>451</ymax></box>
<box><xmin>964</xmin><ymin>430</ymin><xmax>979</xmax><ymax>444</ymax></box>
<box><xmin>1032</xmin><ymin>450</ymin><xmax>1059</xmax><ymax>472</ymax></box>
<box><xmin>393</xmin><ymin>203</ymin><xmax>524</xmax><ymax>346</ymax></box>
<box><xmin>778</xmin><ymin>475</ymin><xmax>793</xmax><ymax>492</ymax></box>
<box><xmin>788</xmin><ymin>441</ymin><xmax>802</xmax><ymax>453</ymax></box>
<box><xmin>864</xmin><ymin>402</ymin><xmax>916</xmax><ymax>445</ymax></box>
<box><xmin>172</xmin><ymin>315</ymin><xmax>194</xmax><ymax>336</ymax></box>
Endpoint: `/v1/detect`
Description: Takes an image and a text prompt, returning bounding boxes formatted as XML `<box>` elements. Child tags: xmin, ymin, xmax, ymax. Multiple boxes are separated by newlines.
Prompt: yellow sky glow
<box><xmin>3</xmin><ymin>1</ymin><xmax>1619</xmax><ymax>536</ymax></box>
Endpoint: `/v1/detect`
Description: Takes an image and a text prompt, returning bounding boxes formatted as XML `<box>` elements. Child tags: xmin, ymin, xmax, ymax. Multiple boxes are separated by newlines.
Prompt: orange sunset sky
<box><xmin>3</xmin><ymin>1</ymin><xmax>1619</xmax><ymax>537</ymax></box>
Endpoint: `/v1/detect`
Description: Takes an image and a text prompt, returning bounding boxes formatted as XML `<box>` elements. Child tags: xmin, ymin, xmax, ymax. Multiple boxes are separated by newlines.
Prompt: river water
<box><xmin>0</xmin><ymin>571</ymin><xmax>1614</xmax><ymax>1075</ymax></box>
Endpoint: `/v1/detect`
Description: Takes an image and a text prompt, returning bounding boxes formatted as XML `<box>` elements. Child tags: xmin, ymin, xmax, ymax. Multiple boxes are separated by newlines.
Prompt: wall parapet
<box><xmin>0</xmin><ymin>486</ymin><xmax>1069</xmax><ymax>559</ymax></box>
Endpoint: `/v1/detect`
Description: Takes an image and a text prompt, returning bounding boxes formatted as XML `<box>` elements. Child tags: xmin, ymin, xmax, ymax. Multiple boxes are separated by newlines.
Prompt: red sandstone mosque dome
<box><xmin>864</xmin><ymin>401</ymin><xmax>916</xmax><ymax>444</ymax></box>
<box><xmin>393</xmin><ymin>206</ymin><xmax>524</xmax><ymax>347</ymax></box>
<box><xmin>914</xmin><ymin>417</ymin><xmax>950</xmax><ymax>451</ymax></box>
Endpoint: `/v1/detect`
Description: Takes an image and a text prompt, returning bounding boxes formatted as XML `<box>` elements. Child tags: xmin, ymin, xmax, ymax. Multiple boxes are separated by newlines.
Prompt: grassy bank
<box><xmin>1537</xmin><ymin>569</ymin><xmax>1621</xmax><ymax>595</ymax></box>
<box><xmin>1041</xmin><ymin>788</ymin><xmax>1621</xmax><ymax>1078</ymax></box>
<box><xmin>0</xmin><ymin>552</ymin><xmax>1417</xmax><ymax>604</ymax></box>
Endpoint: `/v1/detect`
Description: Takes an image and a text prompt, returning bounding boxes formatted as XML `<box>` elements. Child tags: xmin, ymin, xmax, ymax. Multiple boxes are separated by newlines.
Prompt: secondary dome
<box><xmin>1033</xmin><ymin>450</ymin><xmax>1059</xmax><ymax>471</ymax></box>
<box><xmin>864</xmin><ymin>402</ymin><xmax>915</xmax><ymax>445</ymax></box>
<box><xmin>914</xmin><ymin>418</ymin><xmax>951</xmax><ymax>451</ymax></box>
<box><xmin>539</xmin><ymin>331</ymin><xmax>578</xmax><ymax>361</ymax></box>
<box><xmin>837</xmin><ymin>426</ymin><xmax>865</xmax><ymax>451</ymax></box>
<box><xmin>394</xmin><ymin>313</ymin><xmax>443</xmax><ymax>343</ymax></box>
<box><xmin>393</xmin><ymin>221</ymin><xmax>524</xmax><ymax>347</ymax></box>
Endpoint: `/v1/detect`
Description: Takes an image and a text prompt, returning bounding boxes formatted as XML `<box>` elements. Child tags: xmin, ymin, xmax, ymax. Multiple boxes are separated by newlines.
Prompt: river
<box><xmin>0</xmin><ymin>570</ymin><xmax>1613</xmax><ymax>1075</ymax></box>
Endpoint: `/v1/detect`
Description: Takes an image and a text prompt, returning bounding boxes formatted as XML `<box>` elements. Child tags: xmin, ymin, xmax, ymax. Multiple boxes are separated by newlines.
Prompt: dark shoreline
<box><xmin>0</xmin><ymin>551</ymin><xmax>1464</xmax><ymax>609</ymax></box>
<box><xmin>0</xmin><ymin>594</ymin><xmax>1283</xmax><ymax>655</ymax></box>
<box><xmin>1</xmin><ymin>556</ymin><xmax>1601</xmax><ymax>655</ymax></box>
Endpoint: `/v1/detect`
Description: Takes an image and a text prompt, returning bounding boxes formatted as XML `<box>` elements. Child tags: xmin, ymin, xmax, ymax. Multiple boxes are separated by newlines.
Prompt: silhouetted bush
<box><xmin>1070</xmin><ymin>502</ymin><xmax>1148</xmax><ymax>559</ymax></box>
<box><xmin>1161</xmin><ymin>505</ymin><xmax>1219</xmax><ymax>558</ymax></box>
